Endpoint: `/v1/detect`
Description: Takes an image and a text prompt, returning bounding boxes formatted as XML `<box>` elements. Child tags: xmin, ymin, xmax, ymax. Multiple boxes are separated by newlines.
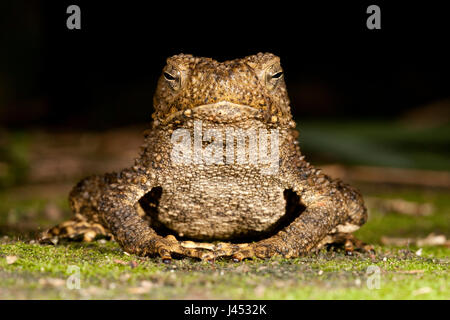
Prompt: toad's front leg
<box><xmin>99</xmin><ymin>168</ymin><xmax>211</xmax><ymax>262</ymax></box>
<box><xmin>208</xmin><ymin>165</ymin><xmax>368</xmax><ymax>261</ymax></box>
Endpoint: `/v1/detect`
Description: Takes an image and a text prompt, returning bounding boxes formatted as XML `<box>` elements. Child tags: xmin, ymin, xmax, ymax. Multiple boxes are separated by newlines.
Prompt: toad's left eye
<box><xmin>271</xmin><ymin>71</ymin><xmax>283</xmax><ymax>79</ymax></box>
<box><xmin>265</xmin><ymin>64</ymin><xmax>284</xmax><ymax>90</ymax></box>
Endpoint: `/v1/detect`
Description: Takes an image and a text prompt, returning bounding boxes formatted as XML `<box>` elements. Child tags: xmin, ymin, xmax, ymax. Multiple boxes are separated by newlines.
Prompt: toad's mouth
<box><xmin>164</xmin><ymin>101</ymin><xmax>264</xmax><ymax>124</ymax></box>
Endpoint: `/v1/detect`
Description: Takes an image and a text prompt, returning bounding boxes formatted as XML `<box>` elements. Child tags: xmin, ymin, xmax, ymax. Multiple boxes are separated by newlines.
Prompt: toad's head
<box><xmin>152</xmin><ymin>53</ymin><xmax>293</xmax><ymax>127</ymax></box>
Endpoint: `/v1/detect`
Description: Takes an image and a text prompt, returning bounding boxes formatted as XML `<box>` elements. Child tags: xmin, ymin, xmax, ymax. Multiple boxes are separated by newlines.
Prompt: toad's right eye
<box><xmin>163</xmin><ymin>72</ymin><xmax>176</xmax><ymax>81</ymax></box>
<box><xmin>163</xmin><ymin>66</ymin><xmax>181</xmax><ymax>91</ymax></box>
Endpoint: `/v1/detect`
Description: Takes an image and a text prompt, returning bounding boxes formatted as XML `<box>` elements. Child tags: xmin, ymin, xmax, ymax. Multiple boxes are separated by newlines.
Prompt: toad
<box><xmin>40</xmin><ymin>53</ymin><xmax>368</xmax><ymax>262</ymax></box>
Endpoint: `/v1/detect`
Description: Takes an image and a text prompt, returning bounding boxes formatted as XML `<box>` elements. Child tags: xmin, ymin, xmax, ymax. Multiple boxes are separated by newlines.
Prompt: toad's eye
<box><xmin>162</xmin><ymin>66</ymin><xmax>181</xmax><ymax>91</ymax></box>
<box><xmin>272</xmin><ymin>71</ymin><xmax>283</xmax><ymax>79</ymax></box>
<box><xmin>271</xmin><ymin>71</ymin><xmax>283</xmax><ymax>79</ymax></box>
<box><xmin>163</xmin><ymin>72</ymin><xmax>176</xmax><ymax>81</ymax></box>
<box><xmin>265</xmin><ymin>64</ymin><xmax>284</xmax><ymax>90</ymax></box>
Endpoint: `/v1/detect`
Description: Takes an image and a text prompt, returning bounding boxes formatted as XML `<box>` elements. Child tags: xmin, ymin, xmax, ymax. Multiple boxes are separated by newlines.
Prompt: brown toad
<box><xmin>40</xmin><ymin>53</ymin><xmax>368</xmax><ymax>262</ymax></box>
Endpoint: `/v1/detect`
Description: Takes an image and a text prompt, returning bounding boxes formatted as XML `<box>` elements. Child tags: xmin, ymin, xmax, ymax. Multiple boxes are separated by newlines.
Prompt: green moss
<box><xmin>355</xmin><ymin>189</ymin><xmax>450</xmax><ymax>243</ymax></box>
<box><xmin>0</xmin><ymin>240</ymin><xmax>448</xmax><ymax>299</ymax></box>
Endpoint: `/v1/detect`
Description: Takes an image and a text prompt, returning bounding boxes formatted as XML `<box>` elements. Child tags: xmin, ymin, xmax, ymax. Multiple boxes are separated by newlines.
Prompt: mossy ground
<box><xmin>0</xmin><ymin>187</ymin><xmax>448</xmax><ymax>300</ymax></box>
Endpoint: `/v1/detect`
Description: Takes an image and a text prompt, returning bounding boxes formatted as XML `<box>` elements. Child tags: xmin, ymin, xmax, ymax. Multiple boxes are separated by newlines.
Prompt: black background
<box><xmin>1</xmin><ymin>1</ymin><xmax>449</xmax><ymax>129</ymax></box>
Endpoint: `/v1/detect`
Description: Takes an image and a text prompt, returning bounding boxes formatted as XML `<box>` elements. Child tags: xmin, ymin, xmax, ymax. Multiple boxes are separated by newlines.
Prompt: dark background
<box><xmin>1</xmin><ymin>1</ymin><xmax>449</xmax><ymax>130</ymax></box>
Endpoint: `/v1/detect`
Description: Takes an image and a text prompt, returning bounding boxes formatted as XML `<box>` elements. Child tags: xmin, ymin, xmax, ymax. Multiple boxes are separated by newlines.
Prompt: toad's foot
<box><xmin>179</xmin><ymin>240</ymin><xmax>258</xmax><ymax>261</ymax></box>
<box><xmin>137</xmin><ymin>235</ymin><xmax>215</xmax><ymax>263</ymax></box>
<box><xmin>39</xmin><ymin>214</ymin><xmax>111</xmax><ymax>244</ymax></box>
<box><xmin>196</xmin><ymin>234</ymin><xmax>375</xmax><ymax>262</ymax></box>
<box><xmin>39</xmin><ymin>218</ymin><xmax>211</xmax><ymax>262</ymax></box>
<box><xmin>190</xmin><ymin>240</ymin><xmax>290</xmax><ymax>262</ymax></box>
